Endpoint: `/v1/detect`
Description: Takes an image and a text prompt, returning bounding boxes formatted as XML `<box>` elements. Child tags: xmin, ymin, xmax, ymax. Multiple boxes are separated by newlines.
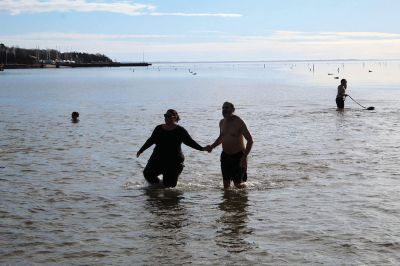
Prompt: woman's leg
<box><xmin>162</xmin><ymin>163</ymin><xmax>184</xmax><ymax>188</ymax></box>
<box><xmin>143</xmin><ymin>160</ymin><xmax>162</xmax><ymax>185</ymax></box>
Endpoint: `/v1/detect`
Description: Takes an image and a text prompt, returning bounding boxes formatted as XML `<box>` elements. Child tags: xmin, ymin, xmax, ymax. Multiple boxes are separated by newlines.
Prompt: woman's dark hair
<box><xmin>166</xmin><ymin>109</ymin><xmax>180</xmax><ymax>121</ymax></box>
<box><xmin>71</xmin><ymin>111</ymin><xmax>79</xmax><ymax>119</ymax></box>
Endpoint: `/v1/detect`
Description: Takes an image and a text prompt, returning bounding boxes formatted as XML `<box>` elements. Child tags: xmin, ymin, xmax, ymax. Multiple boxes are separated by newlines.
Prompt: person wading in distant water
<box><xmin>336</xmin><ymin>79</ymin><xmax>348</xmax><ymax>109</ymax></box>
<box><xmin>137</xmin><ymin>109</ymin><xmax>208</xmax><ymax>188</ymax></box>
<box><xmin>207</xmin><ymin>102</ymin><xmax>253</xmax><ymax>189</ymax></box>
<box><xmin>71</xmin><ymin>111</ymin><xmax>79</xmax><ymax>123</ymax></box>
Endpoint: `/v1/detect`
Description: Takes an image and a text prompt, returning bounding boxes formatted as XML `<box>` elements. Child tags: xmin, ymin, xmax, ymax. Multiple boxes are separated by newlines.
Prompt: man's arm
<box><xmin>339</xmin><ymin>85</ymin><xmax>346</xmax><ymax>97</ymax></box>
<box><xmin>240</xmin><ymin>120</ymin><xmax>253</xmax><ymax>168</ymax></box>
<box><xmin>208</xmin><ymin>120</ymin><xmax>224</xmax><ymax>152</ymax></box>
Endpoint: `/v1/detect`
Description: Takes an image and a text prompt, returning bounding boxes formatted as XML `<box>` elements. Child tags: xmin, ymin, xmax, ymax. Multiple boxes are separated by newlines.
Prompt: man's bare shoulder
<box><xmin>232</xmin><ymin>115</ymin><xmax>245</xmax><ymax>124</ymax></box>
<box><xmin>233</xmin><ymin>116</ymin><xmax>251</xmax><ymax>133</ymax></box>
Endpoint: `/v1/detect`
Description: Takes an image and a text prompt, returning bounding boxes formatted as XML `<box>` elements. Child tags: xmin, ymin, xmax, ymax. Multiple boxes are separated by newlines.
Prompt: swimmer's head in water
<box><xmin>72</xmin><ymin>112</ymin><xmax>79</xmax><ymax>119</ymax></box>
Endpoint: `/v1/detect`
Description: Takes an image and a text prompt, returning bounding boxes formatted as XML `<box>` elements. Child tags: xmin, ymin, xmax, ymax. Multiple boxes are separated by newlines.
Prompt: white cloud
<box><xmin>0</xmin><ymin>0</ymin><xmax>242</xmax><ymax>17</ymax></box>
<box><xmin>1</xmin><ymin>32</ymin><xmax>186</xmax><ymax>41</ymax></box>
<box><xmin>0</xmin><ymin>0</ymin><xmax>154</xmax><ymax>16</ymax></box>
<box><xmin>322</xmin><ymin>31</ymin><xmax>400</xmax><ymax>39</ymax></box>
<box><xmin>259</xmin><ymin>31</ymin><xmax>400</xmax><ymax>42</ymax></box>
<box><xmin>149</xmin><ymin>12</ymin><xmax>241</xmax><ymax>18</ymax></box>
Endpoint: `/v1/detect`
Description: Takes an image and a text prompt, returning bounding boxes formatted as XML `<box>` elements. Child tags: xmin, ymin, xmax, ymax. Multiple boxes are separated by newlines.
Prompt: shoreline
<box><xmin>2</xmin><ymin>62</ymin><xmax>151</xmax><ymax>69</ymax></box>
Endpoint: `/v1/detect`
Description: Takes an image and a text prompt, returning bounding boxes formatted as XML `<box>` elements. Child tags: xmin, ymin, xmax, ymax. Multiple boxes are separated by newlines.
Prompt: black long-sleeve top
<box><xmin>139</xmin><ymin>125</ymin><xmax>203</xmax><ymax>164</ymax></box>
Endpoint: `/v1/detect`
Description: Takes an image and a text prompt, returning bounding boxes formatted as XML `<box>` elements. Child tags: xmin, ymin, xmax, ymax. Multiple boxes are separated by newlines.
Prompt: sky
<box><xmin>1</xmin><ymin>0</ymin><xmax>400</xmax><ymax>62</ymax></box>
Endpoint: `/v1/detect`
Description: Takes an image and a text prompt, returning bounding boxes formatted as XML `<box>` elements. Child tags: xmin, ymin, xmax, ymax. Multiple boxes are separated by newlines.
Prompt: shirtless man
<box><xmin>208</xmin><ymin>102</ymin><xmax>253</xmax><ymax>188</ymax></box>
<box><xmin>336</xmin><ymin>79</ymin><xmax>348</xmax><ymax>109</ymax></box>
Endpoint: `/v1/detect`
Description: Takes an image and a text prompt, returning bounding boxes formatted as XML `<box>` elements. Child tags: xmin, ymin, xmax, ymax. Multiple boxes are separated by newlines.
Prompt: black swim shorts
<box><xmin>220</xmin><ymin>151</ymin><xmax>247</xmax><ymax>183</ymax></box>
<box><xmin>336</xmin><ymin>97</ymin><xmax>344</xmax><ymax>109</ymax></box>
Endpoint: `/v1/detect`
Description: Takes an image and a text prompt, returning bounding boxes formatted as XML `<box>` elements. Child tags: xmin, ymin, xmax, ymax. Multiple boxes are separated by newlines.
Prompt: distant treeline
<box><xmin>0</xmin><ymin>43</ymin><xmax>112</xmax><ymax>65</ymax></box>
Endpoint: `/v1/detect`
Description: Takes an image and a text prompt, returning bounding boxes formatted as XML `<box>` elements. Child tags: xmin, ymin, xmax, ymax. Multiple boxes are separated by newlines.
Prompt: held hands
<box><xmin>204</xmin><ymin>145</ymin><xmax>213</xmax><ymax>153</ymax></box>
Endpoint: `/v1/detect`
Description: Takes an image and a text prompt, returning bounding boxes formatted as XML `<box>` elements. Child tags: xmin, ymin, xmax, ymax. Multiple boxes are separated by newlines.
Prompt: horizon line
<box><xmin>123</xmin><ymin>58</ymin><xmax>400</xmax><ymax>64</ymax></box>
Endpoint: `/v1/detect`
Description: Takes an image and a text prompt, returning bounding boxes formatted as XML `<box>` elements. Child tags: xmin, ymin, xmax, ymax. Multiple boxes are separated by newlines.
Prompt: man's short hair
<box><xmin>223</xmin><ymin>101</ymin><xmax>235</xmax><ymax>110</ymax></box>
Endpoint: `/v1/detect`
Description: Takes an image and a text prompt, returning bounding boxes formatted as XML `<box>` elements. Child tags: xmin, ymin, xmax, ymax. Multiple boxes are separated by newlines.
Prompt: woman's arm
<box><xmin>137</xmin><ymin>126</ymin><xmax>159</xmax><ymax>157</ymax></box>
<box><xmin>181</xmin><ymin>127</ymin><xmax>204</xmax><ymax>151</ymax></box>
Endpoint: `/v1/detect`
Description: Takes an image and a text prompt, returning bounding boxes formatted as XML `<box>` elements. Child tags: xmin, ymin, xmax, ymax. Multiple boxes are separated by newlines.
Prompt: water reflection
<box><xmin>143</xmin><ymin>188</ymin><xmax>189</xmax><ymax>262</ymax></box>
<box><xmin>144</xmin><ymin>188</ymin><xmax>187</xmax><ymax>229</ymax></box>
<box><xmin>216</xmin><ymin>190</ymin><xmax>253</xmax><ymax>253</ymax></box>
<box><xmin>335</xmin><ymin>108</ymin><xmax>347</xmax><ymax>132</ymax></box>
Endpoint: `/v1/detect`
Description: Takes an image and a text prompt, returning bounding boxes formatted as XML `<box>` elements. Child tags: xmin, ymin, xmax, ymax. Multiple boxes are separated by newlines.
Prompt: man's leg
<box><xmin>233</xmin><ymin>168</ymin><xmax>247</xmax><ymax>189</ymax></box>
<box><xmin>223</xmin><ymin>179</ymin><xmax>231</xmax><ymax>188</ymax></box>
<box><xmin>336</xmin><ymin>98</ymin><xmax>344</xmax><ymax>109</ymax></box>
<box><xmin>221</xmin><ymin>151</ymin><xmax>232</xmax><ymax>188</ymax></box>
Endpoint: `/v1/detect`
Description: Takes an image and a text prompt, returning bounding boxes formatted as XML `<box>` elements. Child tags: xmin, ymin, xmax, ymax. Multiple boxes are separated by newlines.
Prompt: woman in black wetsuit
<box><xmin>137</xmin><ymin>109</ymin><xmax>207</xmax><ymax>188</ymax></box>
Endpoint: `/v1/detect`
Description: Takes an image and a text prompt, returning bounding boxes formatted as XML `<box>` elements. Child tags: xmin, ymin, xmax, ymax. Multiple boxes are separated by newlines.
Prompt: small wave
<box><xmin>244</xmin><ymin>179</ymin><xmax>290</xmax><ymax>190</ymax></box>
<box><xmin>63</xmin><ymin>250</ymin><xmax>110</xmax><ymax>259</ymax></box>
<box><xmin>123</xmin><ymin>179</ymin><xmax>147</xmax><ymax>190</ymax></box>
<box><xmin>377</xmin><ymin>242</ymin><xmax>400</xmax><ymax>248</ymax></box>
<box><xmin>123</xmin><ymin>176</ymin><xmax>292</xmax><ymax>192</ymax></box>
<box><xmin>135</xmin><ymin>159</ymin><xmax>146</xmax><ymax>169</ymax></box>
<box><xmin>99</xmin><ymin>202</ymin><xmax>118</xmax><ymax>208</ymax></box>
<box><xmin>174</xmin><ymin>181</ymin><xmax>216</xmax><ymax>192</ymax></box>
<box><xmin>7</xmin><ymin>128</ymin><xmax>24</xmax><ymax>132</ymax></box>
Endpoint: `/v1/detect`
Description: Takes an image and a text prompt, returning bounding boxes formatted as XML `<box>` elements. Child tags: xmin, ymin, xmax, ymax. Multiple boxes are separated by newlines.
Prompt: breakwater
<box><xmin>2</xmin><ymin>62</ymin><xmax>151</xmax><ymax>69</ymax></box>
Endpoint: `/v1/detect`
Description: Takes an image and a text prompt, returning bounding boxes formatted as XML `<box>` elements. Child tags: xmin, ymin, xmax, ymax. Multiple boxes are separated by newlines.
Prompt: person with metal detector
<box><xmin>336</xmin><ymin>79</ymin><xmax>348</xmax><ymax>109</ymax></box>
<box><xmin>336</xmin><ymin>78</ymin><xmax>375</xmax><ymax>110</ymax></box>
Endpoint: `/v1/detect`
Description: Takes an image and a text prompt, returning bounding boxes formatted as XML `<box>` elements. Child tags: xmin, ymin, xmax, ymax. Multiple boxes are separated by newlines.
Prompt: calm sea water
<box><xmin>1</xmin><ymin>61</ymin><xmax>400</xmax><ymax>265</ymax></box>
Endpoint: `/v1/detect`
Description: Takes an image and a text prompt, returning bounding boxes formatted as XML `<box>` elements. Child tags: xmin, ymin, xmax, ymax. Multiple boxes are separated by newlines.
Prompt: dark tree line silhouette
<box><xmin>0</xmin><ymin>43</ymin><xmax>112</xmax><ymax>65</ymax></box>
